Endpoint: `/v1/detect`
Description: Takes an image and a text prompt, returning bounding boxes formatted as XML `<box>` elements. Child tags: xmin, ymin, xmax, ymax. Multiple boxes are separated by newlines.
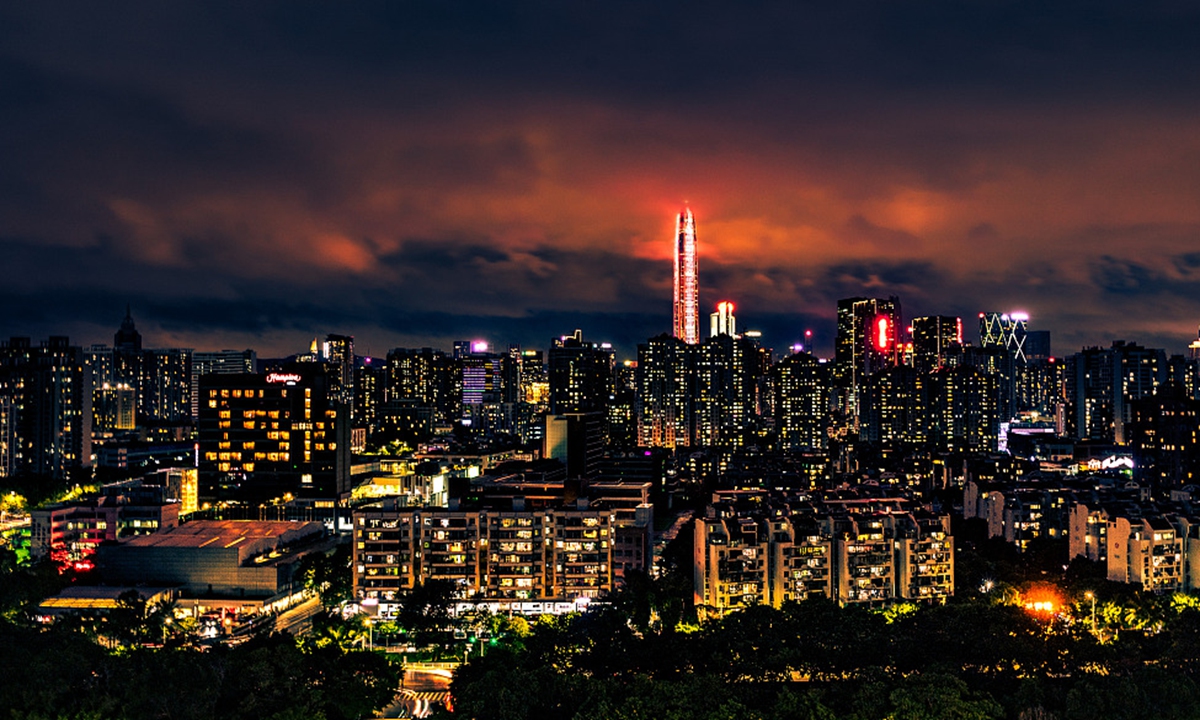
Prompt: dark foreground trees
<box><xmin>0</xmin><ymin>621</ymin><xmax>400</xmax><ymax>720</ymax></box>
<box><xmin>446</xmin><ymin>598</ymin><xmax>1200</xmax><ymax>720</ymax></box>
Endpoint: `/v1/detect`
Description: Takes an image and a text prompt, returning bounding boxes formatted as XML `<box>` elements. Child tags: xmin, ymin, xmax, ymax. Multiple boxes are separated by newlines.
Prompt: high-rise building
<box><xmin>772</xmin><ymin>351</ymin><xmax>831</xmax><ymax>453</ymax></box>
<box><xmin>979</xmin><ymin>312</ymin><xmax>1029</xmax><ymax>364</ymax></box>
<box><xmin>710</xmin><ymin>301</ymin><xmax>736</xmax><ymax>338</ymax></box>
<box><xmin>927</xmin><ymin>365</ymin><xmax>999</xmax><ymax>453</ymax></box>
<box><xmin>113</xmin><ymin>307</ymin><xmax>143</xmax><ymax>402</ymax></box>
<box><xmin>1065</xmin><ymin>341</ymin><xmax>1165</xmax><ymax>444</ymax></box>
<box><xmin>910</xmin><ymin>315</ymin><xmax>961</xmax><ymax>373</ymax></box>
<box><xmin>143</xmin><ymin>348</ymin><xmax>193</xmax><ymax>424</ymax></box>
<box><xmin>694</xmin><ymin>333</ymin><xmax>756</xmax><ymax>447</ymax></box>
<box><xmin>1128</xmin><ymin>391</ymin><xmax>1200</xmax><ymax>488</ymax></box>
<box><xmin>834</xmin><ymin>296</ymin><xmax>902</xmax><ymax>415</ymax></box>
<box><xmin>673</xmin><ymin>207</ymin><xmax>700</xmax><ymax>345</ymax></box>
<box><xmin>322</xmin><ymin>334</ymin><xmax>355</xmax><ymax>411</ymax></box>
<box><xmin>385</xmin><ymin>347</ymin><xmax>455</xmax><ymax>425</ymax></box>
<box><xmin>190</xmin><ymin>349</ymin><xmax>257</xmax><ymax>418</ymax></box>
<box><xmin>353</xmin><ymin>358</ymin><xmax>386</xmax><ymax>434</ymax></box>
<box><xmin>0</xmin><ymin>337</ymin><xmax>92</xmax><ymax>481</ymax></box>
<box><xmin>636</xmin><ymin>334</ymin><xmax>693</xmax><ymax>449</ymax></box>
<box><xmin>544</xmin><ymin>412</ymin><xmax>606</xmax><ymax>480</ymax></box>
<box><xmin>548</xmin><ymin>330</ymin><xmax>615</xmax><ymax>415</ymax></box>
<box><xmin>863</xmin><ymin>365</ymin><xmax>927</xmax><ymax>452</ymax></box>
<box><xmin>198</xmin><ymin>367</ymin><xmax>349</xmax><ymax>503</ymax></box>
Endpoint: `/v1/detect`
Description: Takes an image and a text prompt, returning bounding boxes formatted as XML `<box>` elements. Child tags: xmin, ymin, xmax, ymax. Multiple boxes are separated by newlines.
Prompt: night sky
<box><xmin>4</xmin><ymin>2</ymin><xmax>1200</xmax><ymax>360</ymax></box>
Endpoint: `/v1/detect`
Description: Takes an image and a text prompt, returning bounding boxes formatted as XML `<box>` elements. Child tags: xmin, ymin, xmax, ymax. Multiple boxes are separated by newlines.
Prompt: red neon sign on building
<box><xmin>873</xmin><ymin>316</ymin><xmax>892</xmax><ymax>352</ymax></box>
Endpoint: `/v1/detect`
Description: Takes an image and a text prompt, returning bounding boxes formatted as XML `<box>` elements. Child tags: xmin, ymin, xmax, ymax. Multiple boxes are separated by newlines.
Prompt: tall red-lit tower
<box><xmin>673</xmin><ymin>207</ymin><xmax>699</xmax><ymax>344</ymax></box>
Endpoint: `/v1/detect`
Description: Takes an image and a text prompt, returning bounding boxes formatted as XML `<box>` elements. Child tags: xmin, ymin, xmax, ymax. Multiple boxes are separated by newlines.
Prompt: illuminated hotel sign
<box><xmin>266</xmin><ymin>373</ymin><xmax>303</xmax><ymax>385</ymax></box>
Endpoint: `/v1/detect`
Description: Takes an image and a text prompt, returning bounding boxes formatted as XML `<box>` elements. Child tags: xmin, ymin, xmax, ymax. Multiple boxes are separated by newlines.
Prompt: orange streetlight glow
<box><xmin>1022</xmin><ymin>586</ymin><xmax>1063</xmax><ymax>617</ymax></box>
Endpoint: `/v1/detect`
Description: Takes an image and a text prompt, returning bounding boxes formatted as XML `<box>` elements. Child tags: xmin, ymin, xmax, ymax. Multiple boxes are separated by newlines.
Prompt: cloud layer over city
<box><xmin>3</xmin><ymin>1</ymin><xmax>1200</xmax><ymax>357</ymax></box>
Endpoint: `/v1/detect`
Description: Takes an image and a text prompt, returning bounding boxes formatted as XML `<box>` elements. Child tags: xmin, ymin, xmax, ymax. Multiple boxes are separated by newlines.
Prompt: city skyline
<box><xmin>4</xmin><ymin>3</ymin><xmax>1200</xmax><ymax>359</ymax></box>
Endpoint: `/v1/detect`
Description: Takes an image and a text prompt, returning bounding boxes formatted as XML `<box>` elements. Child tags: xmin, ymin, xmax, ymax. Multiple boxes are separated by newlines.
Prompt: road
<box><xmin>273</xmin><ymin>596</ymin><xmax>323</xmax><ymax>636</ymax></box>
<box><xmin>377</xmin><ymin>666</ymin><xmax>454</xmax><ymax>719</ymax></box>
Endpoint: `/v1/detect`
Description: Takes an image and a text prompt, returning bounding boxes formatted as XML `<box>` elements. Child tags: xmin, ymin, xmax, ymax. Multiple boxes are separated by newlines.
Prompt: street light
<box><xmin>1085</xmin><ymin>591</ymin><xmax>1096</xmax><ymax>636</ymax></box>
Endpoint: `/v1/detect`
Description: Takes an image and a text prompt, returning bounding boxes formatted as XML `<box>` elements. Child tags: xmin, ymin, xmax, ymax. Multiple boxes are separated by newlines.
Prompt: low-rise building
<box><xmin>30</xmin><ymin>482</ymin><xmax>180</xmax><ymax>565</ymax></box>
<box><xmin>96</xmin><ymin>519</ymin><xmax>331</xmax><ymax>614</ymax></box>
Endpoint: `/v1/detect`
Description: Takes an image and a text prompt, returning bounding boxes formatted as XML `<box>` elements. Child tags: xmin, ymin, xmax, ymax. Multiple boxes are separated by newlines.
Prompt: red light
<box><xmin>874</xmin><ymin>317</ymin><xmax>891</xmax><ymax>352</ymax></box>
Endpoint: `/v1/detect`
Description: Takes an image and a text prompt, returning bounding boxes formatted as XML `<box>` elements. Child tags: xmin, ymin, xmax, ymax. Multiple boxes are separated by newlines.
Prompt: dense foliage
<box><xmin>0</xmin><ymin>622</ymin><xmax>399</xmax><ymax>720</ymax></box>
<box><xmin>446</xmin><ymin>595</ymin><xmax>1200</xmax><ymax>720</ymax></box>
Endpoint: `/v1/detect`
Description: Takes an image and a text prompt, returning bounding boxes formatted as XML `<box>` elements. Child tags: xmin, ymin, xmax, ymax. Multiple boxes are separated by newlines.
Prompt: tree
<box><xmin>884</xmin><ymin>673</ymin><xmax>1004</xmax><ymax>720</ymax></box>
<box><xmin>296</xmin><ymin>543</ymin><xmax>352</xmax><ymax>607</ymax></box>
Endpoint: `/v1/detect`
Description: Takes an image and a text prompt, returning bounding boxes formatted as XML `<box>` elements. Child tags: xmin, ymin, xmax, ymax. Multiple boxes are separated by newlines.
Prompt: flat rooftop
<box><xmin>121</xmin><ymin>519</ymin><xmax>325</xmax><ymax>549</ymax></box>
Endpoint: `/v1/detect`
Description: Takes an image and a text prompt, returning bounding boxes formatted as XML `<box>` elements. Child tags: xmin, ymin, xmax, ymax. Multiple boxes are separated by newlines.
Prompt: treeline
<box><xmin>447</xmin><ymin>597</ymin><xmax>1200</xmax><ymax>720</ymax></box>
<box><xmin>0</xmin><ymin>621</ymin><xmax>399</xmax><ymax>720</ymax></box>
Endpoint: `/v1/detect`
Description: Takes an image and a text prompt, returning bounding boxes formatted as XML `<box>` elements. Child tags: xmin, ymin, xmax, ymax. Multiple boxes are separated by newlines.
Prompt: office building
<box><xmin>323</xmin><ymin>334</ymin><xmax>355</xmax><ymax>411</ymax></box>
<box><xmin>544</xmin><ymin>412</ymin><xmax>606</xmax><ymax>480</ymax></box>
<box><xmin>979</xmin><ymin>312</ymin><xmax>1029</xmax><ymax>364</ymax></box>
<box><xmin>30</xmin><ymin>481</ymin><xmax>180</xmax><ymax>564</ymax></box>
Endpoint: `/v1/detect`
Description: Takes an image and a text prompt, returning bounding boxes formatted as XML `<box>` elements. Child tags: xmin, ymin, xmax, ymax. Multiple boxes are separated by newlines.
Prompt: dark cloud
<box><xmin>2</xmin><ymin>2</ymin><xmax>1200</xmax><ymax>359</ymax></box>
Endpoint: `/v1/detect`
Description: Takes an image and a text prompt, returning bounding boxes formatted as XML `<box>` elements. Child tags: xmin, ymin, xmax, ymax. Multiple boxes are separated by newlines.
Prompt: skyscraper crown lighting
<box><xmin>673</xmin><ymin>207</ymin><xmax>699</xmax><ymax>344</ymax></box>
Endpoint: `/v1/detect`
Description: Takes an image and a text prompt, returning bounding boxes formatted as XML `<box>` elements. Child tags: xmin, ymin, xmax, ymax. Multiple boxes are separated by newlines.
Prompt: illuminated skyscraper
<box><xmin>323</xmin><ymin>334</ymin><xmax>355</xmax><ymax>410</ymax></box>
<box><xmin>1065</xmin><ymin>341</ymin><xmax>1165</xmax><ymax>444</ymax></box>
<box><xmin>979</xmin><ymin>312</ymin><xmax>1029</xmax><ymax>363</ymax></box>
<box><xmin>636</xmin><ymin>334</ymin><xmax>693</xmax><ymax>449</ymax></box>
<box><xmin>834</xmin><ymin>296</ymin><xmax>902</xmax><ymax>416</ymax></box>
<box><xmin>710</xmin><ymin>301</ymin><xmax>736</xmax><ymax>338</ymax></box>
<box><xmin>772</xmin><ymin>351</ymin><xmax>831</xmax><ymax>452</ymax></box>
<box><xmin>0</xmin><ymin>336</ymin><xmax>92</xmax><ymax>481</ymax></box>
<box><xmin>910</xmin><ymin>315</ymin><xmax>961</xmax><ymax>373</ymax></box>
<box><xmin>673</xmin><ymin>207</ymin><xmax>699</xmax><ymax>344</ymax></box>
<box><xmin>548</xmin><ymin>330</ymin><xmax>615</xmax><ymax>415</ymax></box>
